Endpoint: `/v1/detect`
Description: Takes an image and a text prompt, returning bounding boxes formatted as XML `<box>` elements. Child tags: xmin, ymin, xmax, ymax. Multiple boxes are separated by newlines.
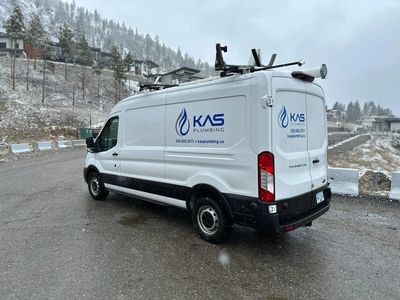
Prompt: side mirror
<box><xmin>86</xmin><ymin>137</ymin><xmax>95</xmax><ymax>150</ymax></box>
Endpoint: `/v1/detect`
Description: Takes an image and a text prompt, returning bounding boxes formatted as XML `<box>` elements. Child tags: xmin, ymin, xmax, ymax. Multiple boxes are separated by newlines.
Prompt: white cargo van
<box><xmin>83</xmin><ymin>53</ymin><xmax>331</xmax><ymax>242</ymax></box>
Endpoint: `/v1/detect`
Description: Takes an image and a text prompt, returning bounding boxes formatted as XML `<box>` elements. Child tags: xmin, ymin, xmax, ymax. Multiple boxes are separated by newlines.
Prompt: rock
<box><xmin>360</xmin><ymin>171</ymin><xmax>391</xmax><ymax>193</ymax></box>
<box><xmin>391</xmin><ymin>138</ymin><xmax>400</xmax><ymax>150</ymax></box>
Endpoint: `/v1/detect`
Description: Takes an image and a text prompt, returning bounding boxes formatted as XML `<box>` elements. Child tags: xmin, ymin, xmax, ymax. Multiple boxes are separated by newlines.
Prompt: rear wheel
<box><xmin>192</xmin><ymin>197</ymin><xmax>231</xmax><ymax>243</ymax></box>
<box><xmin>88</xmin><ymin>172</ymin><xmax>109</xmax><ymax>200</ymax></box>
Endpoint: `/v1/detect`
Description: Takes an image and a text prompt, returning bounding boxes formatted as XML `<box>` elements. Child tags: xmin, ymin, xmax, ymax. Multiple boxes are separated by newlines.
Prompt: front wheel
<box><xmin>192</xmin><ymin>197</ymin><xmax>232</xmax><ymax>243</ymax></box>
<box><xmin>88</xmin><ymin>172</ymin><xmax>109</xmax><ymax>200</ymax></box>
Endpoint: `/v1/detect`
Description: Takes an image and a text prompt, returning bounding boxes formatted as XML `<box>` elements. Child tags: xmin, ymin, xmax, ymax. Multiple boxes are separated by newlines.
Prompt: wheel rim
<box><xmin>197</xmin><ymin>205</ymin><xmax>219</xmax><ymax>235</ymax></box>
<box><xmin>90</xmin><ymin>177</ymin><xmax>100</xmax><ymax>196</ymax></box>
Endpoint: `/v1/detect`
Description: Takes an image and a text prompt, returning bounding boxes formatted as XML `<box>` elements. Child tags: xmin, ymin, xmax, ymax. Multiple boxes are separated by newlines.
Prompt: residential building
<box><xmin>133</xmin><ymin>60</ymin><xmax>159</xmax><ymax>77</ymax></box>
<box><xmin>362</xmin><ymin>116</ymin><xmax>400</xmax><ymax>132</ymax></box>
<box><xmin>147</xmin><ymin>67</ymin><xmax>204</xmax><ymax>85</ymax></box>
<box><xmin>0</xmin><ymin>32</ymin><xmax>26</xmax><ymax>58</ymax></box>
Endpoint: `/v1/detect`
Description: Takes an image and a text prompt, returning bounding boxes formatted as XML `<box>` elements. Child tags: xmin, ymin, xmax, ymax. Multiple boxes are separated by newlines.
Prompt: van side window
<box><xmin>97</xmin><ymin>117</ymin><xmax>119</xmax><ymax>151</ymax></box>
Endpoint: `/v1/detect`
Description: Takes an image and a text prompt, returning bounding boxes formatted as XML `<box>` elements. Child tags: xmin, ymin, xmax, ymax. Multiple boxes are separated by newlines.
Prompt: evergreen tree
<box><xmin>332</xmin><ymin>101</ymin><xmax>342</xmax><ymax>111</ymax></box>
<box><xmin>92</xmin><ymin>57</ymin><xmax>105</xmax><ymax>100</ymax></box>
<box><xmin>111</xmin><ymin>46</ymin><xmax>126</xmax><ymax>103</ymax></box>
<box><xmin>58</xmin><ymin>23</ymin><xmax>75</xmax><ymax>79</ymax></box>
<box><xmin>26</xmin><ymin>13</ymin><xmax>47</xmax><ymax>69</ymax></box>
<box><xmin>346</xmin><ymin>101</ymin><xmax>354</xmax><ymax>122</ymax></box>
<box><xmin>353</xmin><ymin>100</ymin><xmax>362</xmax><ymax>122</ymax></box>
<box><xmin>3</xmin><ymin>4</ymin><xmax>25</xmax><ymax>90</ymax></box>
<box><xmin>362</xmin><ymin>102</ymin><xmax>368</xmax><ymax>117</ymax></box>
<box><xmin>77</xmin><ymin>35</ymin><xmax>93</xmax><ymax>102</ymax></box>
<box><xmin>124</xmin><ymin>51</ymin><xmax>134</xmax><ymax>72</ymax></box>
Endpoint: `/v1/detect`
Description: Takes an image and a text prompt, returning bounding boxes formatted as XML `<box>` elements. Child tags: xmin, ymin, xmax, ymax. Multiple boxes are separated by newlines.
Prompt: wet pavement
<box><xmin>0</xmin><ymin>149</ymin><xmax>399</xmax><ymax>299</ymax></box>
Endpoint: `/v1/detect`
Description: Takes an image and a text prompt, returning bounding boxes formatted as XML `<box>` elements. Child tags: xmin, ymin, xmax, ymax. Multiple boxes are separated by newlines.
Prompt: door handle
<box><xmin>312</xmin><ymin>158</ymin><xmax>320</xmax><ymax>164</ymax></box>
<box><xmin>112</xmin><ymin>152</ymin><xmax>119</xmax><ymax>157</ymax></box>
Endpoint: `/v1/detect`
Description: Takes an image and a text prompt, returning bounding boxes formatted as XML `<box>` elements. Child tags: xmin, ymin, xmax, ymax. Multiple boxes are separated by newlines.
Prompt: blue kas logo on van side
<box><xmin>193</xmin><ymin>114</ymin><xmax>224</xmax><ymax>127</ymax></box>
<box><xmin>279</xmin><ymin>106</ymin><xmax>305</xmax><ymax>128</ymax></box>
<box><xmin>279</xmin><ymin>106</ymin><xmax>289</xmax><ymax>128</ymax></box>
<box><xmin>175</xmin><ymin>108</ymin><xmax>225</xmax><ymax>136</ymax></box>
<box><xmin>176</xmin><ymin>108</ymin><xmax>190</xmax><ymax>136</ymax></box>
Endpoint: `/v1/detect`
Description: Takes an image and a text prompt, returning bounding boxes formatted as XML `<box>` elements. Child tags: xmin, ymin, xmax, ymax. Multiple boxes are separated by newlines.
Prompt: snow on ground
<box><xmin>0</xmin><ymin>57</ymin><xmax>132</xmax><ymax>142</ymax></box>
<box><xmin>333</xmin><ymin>135</ymin><xmax>400</xmax><ymax>174</ymax></box>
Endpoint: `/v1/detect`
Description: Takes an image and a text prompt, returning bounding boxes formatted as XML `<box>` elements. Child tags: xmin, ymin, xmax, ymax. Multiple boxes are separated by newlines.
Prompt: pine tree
<box><xmin>353</xmin><ymin>100</ymin><xmax>362</xmax><ymax>122</ymax></box>
<box><xmin>362</xmin><ymin>102</ymin><xmax>368</xmax><ymax>117</ymax></box>
<box><xmin>92</xmin><ymin>57</ymin><xmax>105</xmax><ymax>100</ymax></box>
<box><xmin>111</xmin><ymin>46</ymin><xmax>126</xmax><ymax>103</ymax></box>
<box><xmin>58</xmin><ymin>23</ymin><xmax>75</xmax><ymax>79</ymax></box>
<box><xmin>26</xmin><ymin>13</ymin><xmax>46</xmax><ymax>73</ymax></box>
<box><xmin>346</xmin><ymin>101</ymin><xmax>355</xmax><ymax>122</ymax></box>
<box><xmin>124</xmin><ymin>51</ymin><xmax>134</xmax><ymax>72</ymax></box>
<box><xmin>3</xmin><ymin>4</ymin><xmax>25</xmax><ymax>90</ymax></box>
<box><xmin>77</xmin><ymin>35</ymin><xmax>93</xmax><ymax>102</ymax></box>
<box><xmin>332</xmin><ymin>101</ymin><xmax>341</xmax><ymax>111</ymax></box>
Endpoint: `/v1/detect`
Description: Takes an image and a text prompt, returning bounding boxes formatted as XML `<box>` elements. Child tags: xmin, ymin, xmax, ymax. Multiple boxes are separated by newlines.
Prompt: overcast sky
<box><xmin>69</xmin><ymin>0</ymin><xmax>400</xmax><ymax>115</ymax></box>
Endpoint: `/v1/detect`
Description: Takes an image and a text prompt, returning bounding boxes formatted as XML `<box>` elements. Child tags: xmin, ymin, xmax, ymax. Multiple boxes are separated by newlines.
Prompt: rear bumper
<box><xmin>224</xmin><ymin>185</ymin><xmax>331</xmax><ymax>232</ymax></box>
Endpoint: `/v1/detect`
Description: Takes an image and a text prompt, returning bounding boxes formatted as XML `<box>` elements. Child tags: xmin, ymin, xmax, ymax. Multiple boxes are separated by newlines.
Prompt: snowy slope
<box><xmin>0</xmin><ymin>57</ymin><xmax>129</xmax><ymax>142</ymax></box>
<box><xmin>0</xmin><ymin>0</ymin><xmax>55</xmax><ymax>35</ymax></box>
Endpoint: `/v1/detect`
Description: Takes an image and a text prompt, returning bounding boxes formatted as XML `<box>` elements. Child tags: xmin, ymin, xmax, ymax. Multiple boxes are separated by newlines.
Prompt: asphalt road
<box><xmin>1</xmin><ymin>149</ymin><xmax>399</xmax><ymax>299</ymax></box>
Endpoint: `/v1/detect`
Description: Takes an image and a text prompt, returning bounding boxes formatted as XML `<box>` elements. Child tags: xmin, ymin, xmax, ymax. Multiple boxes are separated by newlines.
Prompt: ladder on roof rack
<box><xmin>214</xmin><ymin>43</ymin><xmax>305</xmax><ymax>77</ymax></box>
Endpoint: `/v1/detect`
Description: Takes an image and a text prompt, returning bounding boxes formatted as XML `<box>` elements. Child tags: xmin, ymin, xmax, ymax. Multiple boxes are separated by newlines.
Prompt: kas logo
<box><xmin>176</xmin><ymin>108</ymin><xmax>190</xmax><ymax>136</ymax></box>
<box><xmin>175</xmin><ymin>108</ymin><xmax>225</xmax><ymax>136</ymax></box>
<box><xmin>278</xmin><ymin>106</ymin><xmax>305</xmax><ymax>128</ymax></box>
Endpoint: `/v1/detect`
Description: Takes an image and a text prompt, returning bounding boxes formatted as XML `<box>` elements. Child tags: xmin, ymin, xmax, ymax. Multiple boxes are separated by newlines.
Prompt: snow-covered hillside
<box><xmin>0</xmin><ymin>0</ymin><xmax>55</xmax><ymax>33</ymax></box>
<box><xmin>0</xmin><ymin>57</ymin><xmax>126</xmax><ymax>142</ymax></box>
<box><xmin>0</xmin><ymin>0</ymin><xmax>215</xmax><ymax>76</ymax></box>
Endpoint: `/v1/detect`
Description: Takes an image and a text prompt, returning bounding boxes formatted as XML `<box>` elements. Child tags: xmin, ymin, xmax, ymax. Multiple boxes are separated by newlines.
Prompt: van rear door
<box><xmin>271</xmin><ymin>77</ymin><xmax>311</xmax><ymax>200</ymax></box>
<box><xmin>305</xmin><ymin>83</ymin><xmax>327</xmax><ymax>191</ymax></box>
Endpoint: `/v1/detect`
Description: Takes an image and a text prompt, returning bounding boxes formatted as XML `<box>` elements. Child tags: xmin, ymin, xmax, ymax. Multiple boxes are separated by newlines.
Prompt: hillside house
<box><xmin>133</xmin><ymin>60</ymin><xmax>159</xmax><ymax>77</ymax></box>
<box><xmin>0</xmin><ymin>32</ymin><xmax>26</xmax><ymax>58</ymax></box>
<box><xmin>362</xmin><ymin>116</ymin><xmax>400</xmax><ymax>132</ymax></box>
<box><xmin>147</xmin><ymin>67</ymin><xmax>204</xmax><ymax>85</ymax></box>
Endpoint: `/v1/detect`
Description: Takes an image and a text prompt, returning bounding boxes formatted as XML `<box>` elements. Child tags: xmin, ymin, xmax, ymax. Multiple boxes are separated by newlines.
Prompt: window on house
<box><xmin>0</xmin><ymin>42</ymin><xmax>6</xmax><ymax>49</ymax></box>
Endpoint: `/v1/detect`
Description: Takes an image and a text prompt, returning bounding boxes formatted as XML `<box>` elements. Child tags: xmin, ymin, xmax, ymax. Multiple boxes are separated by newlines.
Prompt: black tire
<box><xmin>192</xmin><ymin>197</ymin><xmax>232</xmax><ymax>243</ymax></box>
<box><xmin>88</xmin><ymin>172</ymin><xmax>109</xmax><ymax>200</ymax></box>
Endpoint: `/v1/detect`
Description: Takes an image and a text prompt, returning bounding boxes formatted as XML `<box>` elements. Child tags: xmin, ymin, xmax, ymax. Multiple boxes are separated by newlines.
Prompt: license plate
<box><xmin>316</xmin><ymin>191</ymin><xmax>324</xmax><ymax>204</ymax></box>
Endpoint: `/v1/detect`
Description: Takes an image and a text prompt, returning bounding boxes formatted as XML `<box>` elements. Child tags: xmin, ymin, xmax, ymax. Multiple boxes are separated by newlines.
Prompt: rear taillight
<box><xmin>258</xmin><ymin>151</ymin><xmax>275</xmax><ymax>202</ymax></box>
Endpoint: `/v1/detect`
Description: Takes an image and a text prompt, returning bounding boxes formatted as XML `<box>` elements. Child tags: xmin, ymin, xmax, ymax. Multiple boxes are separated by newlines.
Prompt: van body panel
<box><xmin>271</xmin><ymin>76</ymin><xmax>311</xmax><ymax>200</ymax></box>
<box><xmin>164</xmin><ymin>76</ymin><xmax>257</xmax><ymax>197</ymax></box>
<box><xmin>119</xmin><ymin>93</ymin><xmax>166</xmax><ymax>185</ymax></box>
<box><xmin>305</xmin><ymin>83</ymin><xmax>328</xmax><ymax>190</ymax></box>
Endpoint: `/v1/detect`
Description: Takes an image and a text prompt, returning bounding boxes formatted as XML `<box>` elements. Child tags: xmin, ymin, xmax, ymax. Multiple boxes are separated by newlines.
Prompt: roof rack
<box><xmin>139</xmin><ymin>82</ymin><xmax>178</xmax><ymax>92</ymax></box>
<box><xmin>214</xmin><ymin>43</ymin><xmax>305</xmax><ymax>77</ymax></box>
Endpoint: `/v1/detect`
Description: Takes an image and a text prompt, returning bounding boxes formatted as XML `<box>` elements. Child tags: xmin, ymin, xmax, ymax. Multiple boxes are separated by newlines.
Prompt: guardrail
<box><xmin>389</xmin><ymin>172</ymin><xmax>400</xmax><ymax>201</ymax></box>
<box><xmin>71</xmin><ymin>139</ymin><xmax>86</xmax><ymax>147</ymax></box>
<box><xmin>57</xmin><ymin>140</ymin><xmax>73</xmax><ymax>148</ymax></box>
<box><xmin>1</xmin><ymin>139</ymin><xmax>87</xmax><ymax>155</ymax></box>
<box><xmin>37</xmin><ymin>141</ymin><xmax>53</xmax><ymax>151</ymax></box>
<box><xmin>10</xmin><ymin>143</ymin><xmax>34</xmax><ymax>154</ymax></box>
